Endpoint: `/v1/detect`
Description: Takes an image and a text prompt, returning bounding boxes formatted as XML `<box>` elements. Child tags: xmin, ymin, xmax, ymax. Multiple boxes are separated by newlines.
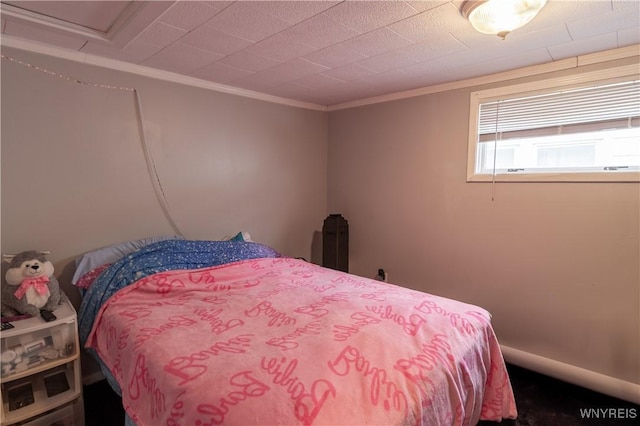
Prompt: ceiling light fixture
<box><xmin>462</xmin><ymin>0</ymin><xmax>548</xmax><ymax>39</ymax></box>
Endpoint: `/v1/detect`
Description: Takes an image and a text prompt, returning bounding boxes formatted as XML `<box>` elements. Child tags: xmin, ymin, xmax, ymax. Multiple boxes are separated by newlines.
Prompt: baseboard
<box><xmin>501</xmin><ymin>345</ymin><xmax>640</xmax><ymax>405</ymax></box>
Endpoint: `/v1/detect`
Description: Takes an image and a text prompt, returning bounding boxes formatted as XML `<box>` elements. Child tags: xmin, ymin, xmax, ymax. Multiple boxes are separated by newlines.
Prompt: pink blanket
<box><xmin>87</xmin><ymin>258</ymin><xmax>517</xmax><ymax>425</ymax></box>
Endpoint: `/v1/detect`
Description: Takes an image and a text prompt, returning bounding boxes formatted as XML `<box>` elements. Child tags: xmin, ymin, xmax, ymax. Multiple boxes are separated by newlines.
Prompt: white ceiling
<box><xmin>1</xmin><ymin>1</ymin><xmax>639</xmax><ymax>107</ymax></box>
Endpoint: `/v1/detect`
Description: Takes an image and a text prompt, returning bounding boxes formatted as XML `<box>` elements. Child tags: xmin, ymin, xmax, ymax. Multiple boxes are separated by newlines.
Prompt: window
<box><xmin>467</xmin><ymin>65</ymin><xmax>640</xmax><ymax>182</ymax></box>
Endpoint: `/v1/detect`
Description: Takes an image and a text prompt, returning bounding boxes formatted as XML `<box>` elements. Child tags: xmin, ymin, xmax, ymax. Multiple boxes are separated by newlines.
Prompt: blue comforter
<box><xmin>78</xmin><ymin>238</ymin><xmax>280</xmax><ymax>348</ymax></box>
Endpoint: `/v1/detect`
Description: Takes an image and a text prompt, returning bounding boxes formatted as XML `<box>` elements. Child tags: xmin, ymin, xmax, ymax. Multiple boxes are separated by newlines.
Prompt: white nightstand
<box><xmin>0</xmin><ymin>299</ymin><xmax>84</xmax><ymax>426</ymax></box>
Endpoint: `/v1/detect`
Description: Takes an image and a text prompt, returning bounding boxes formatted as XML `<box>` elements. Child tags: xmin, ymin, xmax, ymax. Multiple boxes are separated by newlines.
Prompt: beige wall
<box><xmin>327</xmin><ymin>58</ymin><xmax>640</xmax><ymax>388</ymax></box>
<box><xmin>1</xmin><ymin>45</ymin><xmax>327</xmax><ymax>314</ymax></box>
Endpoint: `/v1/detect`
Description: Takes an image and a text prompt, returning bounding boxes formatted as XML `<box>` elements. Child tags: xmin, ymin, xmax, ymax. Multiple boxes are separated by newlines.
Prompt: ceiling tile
<box><xmin>396</xmin><ymin>34</ymin><xmax>467</xmax><ymax>63</ymax></box>
<box><xmin>397</xmin><ymin>44</ymin><xmax>529</xmax><ymax>81</ymax></box>
<box><xmin>158</xmin><ymin>1</ymin><xmax>228</xmax><ymax>31</ymax></box>
<box><xmin>566</xmin><ymin>5</ymin><xmax>640</xmax><ymax>40</ymax></box>
<box><xmin>203</xmin><ymin>1</ymin><xmax>291</xmax><ymax>42</ymax></box>
<box><xmin>617</xmin><ymin>27</ymin><xmax>640</xmax><ymax>47</ymax></box>
<box><xmin>303</xmin><ymin>44</ymin><xmax>367</xmax><ymax>68</ymax></box>
<box><xmin>142</xmin><ymin>42</ymin><xmax>223</xmax><ymax>74</ymax></box>
<box><xmin>404</xmin><ymin>1</ymin><xmax>450</xmax><ymax>13</ymax></box>
<box><xmin>262</xmin><ymin>58</ymin><xmax>329</xmax><ymax>82</ymax></box>
<box><xmin>397</xmin><ymin>59</ymin><xmax>455</xmax><ymax>81</ymax></box>
<box><xmin>356</xmin><ymin>72</ymin><xmax>423</xmax><ymax>96</ymax></box>
<box><xmin>502</xmin><ymin>24</ymin><xmax>572</xmax><ymax>54</ymax></box>
<box><xmin>252</xmin><ymin>1</ymin><xmax>340</xmax><ymax>25</ymax></box>
<box><xmin>425</xmin><ymin>3</ymin><xmax>520</xmax><ymax>50</ymax></box>
<box><xmin>243</xmin><ymin>33</ymin><xmax>317</xmax><ymax>62</ymax></box>
<box><xmin>262</xmin><ymin>82</ymin><xmax>324</xmax><ymax>102</ymax></box>
<box><xmin>319</xmin><ymin>84</ymin><xmax>383</xmax><ymax>105</ymax></box>
<box><xmin>521</xmin><ymin>1</ymin><xmax>613</xmax><ymax>33</ymax></box>
<box><xmin>322</xmin><ymin>63</ymin><xmax>378</xmax><ymax>82</ymax></box>
<box><xmin>474</xmin><ymin>47</ymin><xmax>554</xmax><ymax>75</ymax></box>
<box><xmin>230</xmin><ymin>77</ymin><xmax>276</xmax><ymax>93</ymax></box>
<box><xmin>388</xmin><ymin>2</ymin><xmax>463</xmax><ymax>43</ymax></box>
<box><xmin>323</xmin><ymin>1</ymin><xmax>417</xmax><ymax>33</ymax></box>
<box><xmin>234</xmin><ymin>58</ymin><xmax>328</xmax><ymax>90</ymax></box>
<box><xmin>293</xmin><ymin>73</ymin><xmax>348</xmax><ymax>90</ymax></box>
<box><xmin>431</xmin><ymin>47</ymin><xmax>554</xmax><ymax>82</ymax></box>
<box><xmin>103</xmin><ymin>1</ymin><xmax>175</xmax><ymax>48</ymax></box>
<box><xmin>613</xmin><ymin>0</ymin><xmax>639</xmax><ymax>10</ymax></box>
<box><xmin>190</xmin><ymin>61</ymin><xmax>254</xmax><ymax>84</ymax></box>
<box><xmin>355</xmin><ymin>49</ymin><xmax>420</xmax><ymax>73</ymax></box>
<box><xmin>180</xmin><ymin>25</ymin><xmax>252</xmax><ymax>56</ymax></box>
<box><xmin>548</xmin><ymin>33</ymin><xmax>619</xmax><ymax>60</ymax></box>
<box><xmin>280</xmin><ymin>12</ymin><xmax>360</xmax><ymax>49</ymax></box>
<box><xmin>341</xmin><ymin>27</ymin><xmax>414</xmax><ymax>57</ymax></box>
<box><xmin>218</xmin><ymin>50</ymin><xmax>281</xmax><ymax>72</ymax></box>
<box><xmin>82</xmin><ymin>38</ymin><xmax>159</xmax><ymax>64</ymax></box>
<box><xmin>135</xmin><ymin>21</ymin><xmax>187</xmax><ymax>49</ymax></box>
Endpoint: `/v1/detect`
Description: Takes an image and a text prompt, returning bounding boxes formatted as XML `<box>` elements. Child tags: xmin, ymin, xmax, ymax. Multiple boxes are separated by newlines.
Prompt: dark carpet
<box><xmin>83</xmin><ymin>363</ymin><xmax>639</xmax><ymax>425</ymax></box>
<box><xmin>478</xmin><ymin>364</ymin><xmax>639</xmax><ymax>426</ymax></box>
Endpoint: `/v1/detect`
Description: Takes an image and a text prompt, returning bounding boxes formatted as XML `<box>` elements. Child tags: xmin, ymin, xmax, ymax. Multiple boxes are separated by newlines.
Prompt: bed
<box><xmin>77</xmin><ymin>237</ymin><xmax>517</xmax><ymax>426</ymax></box>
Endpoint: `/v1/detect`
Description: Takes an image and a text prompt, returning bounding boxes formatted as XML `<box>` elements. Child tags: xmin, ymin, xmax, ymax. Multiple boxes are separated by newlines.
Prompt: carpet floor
<box><xmin>478</xmin><ymin>364</ymin><xmax>638</xmax><ymax>426</ymax></box>
<box><xmin>83</xmin><ymin>363</ymin><xmax>639</xmax><ymax>425</ymax></box>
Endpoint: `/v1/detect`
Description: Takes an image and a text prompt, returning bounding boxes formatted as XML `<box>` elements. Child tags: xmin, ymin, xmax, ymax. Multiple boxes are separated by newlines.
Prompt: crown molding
<box><xmin>2</xmin><ymin>34</ymin><xmax>637</xmax><ymax>113</ymax></box>
<box><xmin>328</xmin><ymin>58</ymin><xmax>575</xmax><ymax>111</ymax></box>
<box><xmin>0</xmin><ymin>35</ymin><xmax>328</xmax><ymax>112</ymax></box>
<box><xmin>577</xmin><ymin>44</ymin><xmax>640</xmax><ymax>66</ymax></box>
<box><xmin>328</xmin><ymin>44</ymin><xmax>640</xmax><ymax>111</ymax></box>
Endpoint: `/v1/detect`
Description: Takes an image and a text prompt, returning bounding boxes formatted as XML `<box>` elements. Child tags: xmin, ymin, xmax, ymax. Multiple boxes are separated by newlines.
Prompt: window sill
<box><xmin>467</xmin><ymin>171</ymin><xmax>640</xmax><ymax>183</ymax></box>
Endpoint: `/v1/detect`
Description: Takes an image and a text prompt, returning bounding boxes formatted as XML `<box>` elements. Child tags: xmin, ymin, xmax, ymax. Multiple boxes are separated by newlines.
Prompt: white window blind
<box><xmin>478</xmin><ymin>80</ymin><xmax>640</xmax><ymax>143</ymax></box>
<box><xmin>467</xmin><ymin>70</ymin><xmax>640</xmax><ymax>182</ymax></box>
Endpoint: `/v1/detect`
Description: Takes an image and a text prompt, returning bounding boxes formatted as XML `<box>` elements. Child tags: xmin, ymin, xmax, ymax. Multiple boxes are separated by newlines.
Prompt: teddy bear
<box><xmin>2</xmin><ymin>250</ymin><xmax>67</xmax><ymax>319</ymax></box>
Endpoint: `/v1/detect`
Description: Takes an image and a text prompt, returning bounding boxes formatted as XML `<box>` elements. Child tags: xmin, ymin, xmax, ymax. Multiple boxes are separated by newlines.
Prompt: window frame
<box><xmin>466</xmin><ymin>64</ymin><xmax>640</xmax><ymax>183</ymax></box>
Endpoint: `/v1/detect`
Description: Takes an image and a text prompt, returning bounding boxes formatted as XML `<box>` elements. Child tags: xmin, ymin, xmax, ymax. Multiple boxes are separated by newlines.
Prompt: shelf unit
<box><xmin>1</xmin><ymin>299</ymin><xmax>84</xmax><ymax>425</ymax></box>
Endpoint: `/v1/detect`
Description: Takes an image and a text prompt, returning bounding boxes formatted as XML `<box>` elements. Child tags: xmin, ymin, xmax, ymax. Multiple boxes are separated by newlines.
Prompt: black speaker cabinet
<box><xmin>322</xmin><ymin>214</ymin><xmax>349</xmax><ymax>272</ymax></box>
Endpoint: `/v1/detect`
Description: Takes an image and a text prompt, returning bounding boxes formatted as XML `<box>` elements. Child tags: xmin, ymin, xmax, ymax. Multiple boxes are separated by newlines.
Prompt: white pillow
<box><xmin>72</xmin><ymin>236</ymin><xmax>181</xmax><ymax>285</ymax></box>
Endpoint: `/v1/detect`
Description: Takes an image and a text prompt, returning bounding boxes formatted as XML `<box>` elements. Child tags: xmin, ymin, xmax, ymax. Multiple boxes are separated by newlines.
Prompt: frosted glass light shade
<box><xmin>462</xmin><ymin>0</ymin><xmax>548</xmax><ymax>39</ymax></box>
